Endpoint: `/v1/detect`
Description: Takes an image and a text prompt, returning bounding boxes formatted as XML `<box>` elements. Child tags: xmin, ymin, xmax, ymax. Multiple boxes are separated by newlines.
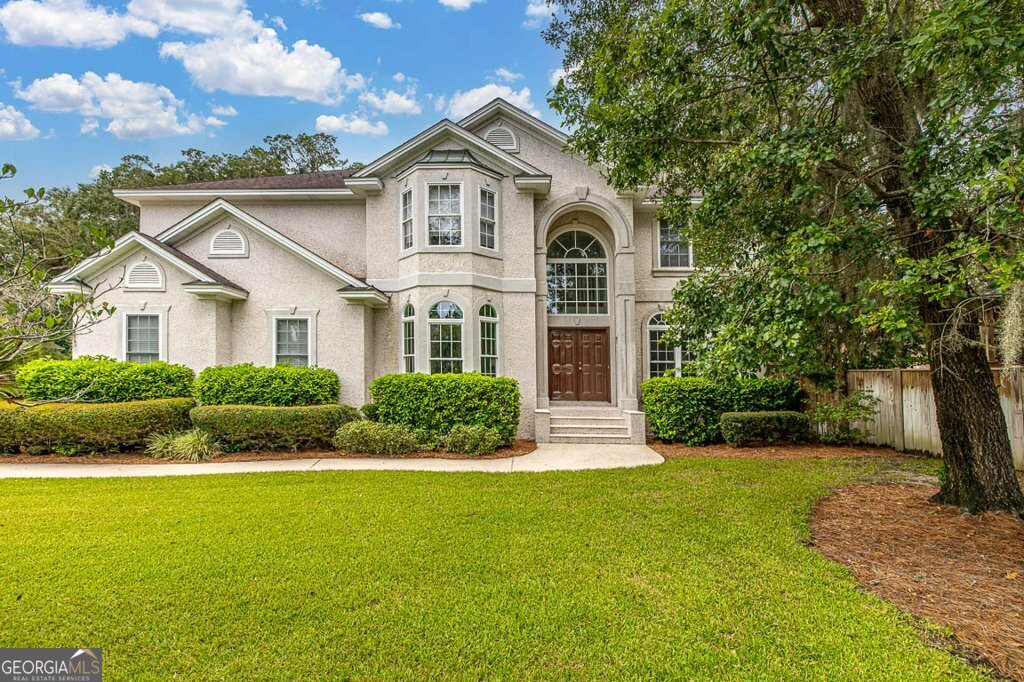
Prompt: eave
<box><xmin>113</xmin><ymin>188</ymin><xmax>358</xmax><ymax>207</ymax></box>
<box><xmin>181</xmin><ymin>283</ymin><xmax>249</xmax><ymax>302</ymax></box>
<box><xmin>337</xmin><ymin>288</ymin><xmax>390</xmax><ymax>308</ymax></box>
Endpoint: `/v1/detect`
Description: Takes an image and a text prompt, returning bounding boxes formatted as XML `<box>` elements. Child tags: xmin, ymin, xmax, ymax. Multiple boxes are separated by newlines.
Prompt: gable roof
<box><xmin>51</xmin><ymin>231</ymin><xmax>247</xmax><ymax>293</ymax></box>
<box><xmin>155</xmin><ymin>198</ymin><xmax>374</xmax><ymax>290</ymax></box>
<box><xmin>458</xmin><ymin>98</ymin><xmax>570</xmax><ymax>149</ymax></box>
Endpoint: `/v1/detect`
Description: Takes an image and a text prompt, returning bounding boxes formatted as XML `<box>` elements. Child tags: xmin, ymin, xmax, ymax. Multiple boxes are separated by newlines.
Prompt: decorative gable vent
<box><xmin>125</xmin><ymin>261</ymin><xmax>163</xmax><ymax>290</ymax></box>
<box><xmin>210</xmin><ymin>228</ymin><xmax>247</xmax><ymax>257</ymax></box>
<box><xmin>484</xmin><ymin>125</ymin><xmax>518</xmax><ymax>152</ymax></box>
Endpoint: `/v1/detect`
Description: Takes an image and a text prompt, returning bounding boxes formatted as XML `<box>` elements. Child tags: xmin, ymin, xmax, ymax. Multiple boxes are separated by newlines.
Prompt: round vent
<box><xmin>125</xmin><ymin>261</ymin><xmax>163</xmax><ymax>290</ymax></box>
<box><xmin>484</xmin><ymin>126</ymin><xmax>517</xmax><ymax>151</ymax></box>
<box><xmin>210</xmin><ymin>228</ymin><xmax>247</xmax><ymax>257</ymax></box>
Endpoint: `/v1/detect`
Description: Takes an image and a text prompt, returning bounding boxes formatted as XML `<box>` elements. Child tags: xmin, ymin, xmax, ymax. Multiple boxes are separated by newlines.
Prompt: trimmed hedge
<box><xmin>445</xmin><ymin>425</ymin><xmax>502</xmax><ymax>456</ymax></box>
<box><xmin>720</xmin><ymin>411</ymin><xmax>811</xmax><ymax>447</ymax></box>
<box><xmin>0</xmin><ymin>398</ymin><xmax>194</xmax><ymax>455</ymax></box>
<box><xmin>194</xmin><ymin>364</ymin><xmax>340</xmax><ymax>407</ymax></box>
<box><xmin>642</xmin><ymin>377</ymin><xmax>804</xmax><ymax>445</ymax></box>
<box><xmin>333</xmin><ymin>421</ymin><xmax>417</xmax><ymax>455</ymax></box>
<box><xmin>369</xmin><ymin>373</ymin><xmax>520</xmax><ymax>445</ymax></box>
<box><xmin>16</xmin><ymin>356</ymin><xmax>194</xmax><ymax>403</ymax></box>
<box><xmin>189</xmin><ymin>404</ymin><xmax>360</xmax><ymax>451</ymax></box>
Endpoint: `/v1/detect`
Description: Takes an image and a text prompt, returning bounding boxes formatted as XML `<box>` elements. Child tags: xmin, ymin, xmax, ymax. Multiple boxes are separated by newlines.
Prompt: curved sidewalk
<box><xmin>0</xmin><ymin>444</ymin><xmax>664</xmax><ymax>479</ymax></box>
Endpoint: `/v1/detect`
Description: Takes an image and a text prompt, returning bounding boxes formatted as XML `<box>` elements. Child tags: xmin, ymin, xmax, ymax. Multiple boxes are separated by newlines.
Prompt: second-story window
<box><xmin>401</xmin><ymin>189</ymin><xmax>413</xmax><ymax>251</ymax></box>
<box><xmin>479</xmin><ymin>188</ymin><xmax>496</xmax><ymax>250</ymax></box>
<box><xmin>658</xmin><ymin>220</ymin><xmax>694</xmax><ymax>269</ymax></box>
<box><xmin>428</xmin><ymin>184</ymin><xmax>462</xmax><ymax>246</ymax></box>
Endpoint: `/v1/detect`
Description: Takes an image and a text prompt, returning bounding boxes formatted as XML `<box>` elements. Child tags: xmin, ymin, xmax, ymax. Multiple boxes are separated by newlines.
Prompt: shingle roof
<box><xmin>135</xmin><ymin>169</ymin><xmax>357</xmax><ymax>191</ymax></box>
<box><xmin>134</xmin><ymin>233</ymin><xmax>248</xmax><ymax>292</ymax></box>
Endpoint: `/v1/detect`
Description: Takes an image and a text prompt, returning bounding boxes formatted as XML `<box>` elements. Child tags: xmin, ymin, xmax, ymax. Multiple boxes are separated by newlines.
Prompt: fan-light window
<box><xmin>545</xmin><ymin>230</ymin><xmax>609</xmax><ymax>315</ymax></box>
<box><xmin>484</xmin><ymin>126</ymin><xmax>518</xmax><ymax>151</ymax></box>
<box><xmin>125</xmin><ymin>261</ymin><xmax>163</xmax><ymax>290</ymax></box>
<box><xmin>210</xmin><ymin>228</ymin><xmax>247</xmax><ymax>257</ymax></box>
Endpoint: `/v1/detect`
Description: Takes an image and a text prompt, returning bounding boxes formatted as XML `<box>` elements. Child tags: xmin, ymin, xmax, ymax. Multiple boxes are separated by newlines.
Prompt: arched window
<box><xmin>125</xmin><ymin>261</ymin><xmax>164</xmax><ymax>291</ymax></box>
<box><xmin>402</xmin><ymin>304</ymin><xmax>416</xmax><ymax>373</ymax></box>
<box><xmin>428</xmin><ymin>301</ymin><xmax>463</xmax><ymax>374</ymax></box>
<box><xmin>209</xmin><ymin>228</ymin><xmax>248</xmax><ymax>257</ymax></box>
<box><xmin>647</xmin><ymin>313</ymin><xmax>693</xmax><ymax>378</ymax></box>
<box><xmin>545</xmin><ymin>230</ymin><xmax>608</xmax><ymax>315</ymax></box>
<box><xmin>479</xmin><ymin>304</ymin><xmax>498</xmax><ymax>377</ymax></box>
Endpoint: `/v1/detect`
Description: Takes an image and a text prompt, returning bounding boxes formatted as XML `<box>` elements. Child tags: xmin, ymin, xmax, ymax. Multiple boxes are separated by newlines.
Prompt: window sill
<box><xmin>652</xmin><ymin>267</ymin><xmax>696</xmax><ymax>277</ymax></box>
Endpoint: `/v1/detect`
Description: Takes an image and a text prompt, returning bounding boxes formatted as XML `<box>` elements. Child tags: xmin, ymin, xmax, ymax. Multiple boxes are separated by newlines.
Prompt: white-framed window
<box><xmin>274</xmin><ymin>317</ymin><xmax>311</xmax><ymax>367</ymax></box>
<box><xmin>479</xmin><ymin>188</ymin><xmax>496</xmax><ymax>250</ymax></box>
<box><xmin>209</xmin><ymin>228</ymin><xmax>248</xmax><ymax>257</ymax></box>
<box><xmin>125</xmin><ymin>313</ymin><xmax>161</xmax><ymax>363</ymax></box>
<box><xmin>546</xmin><ymin>230</ymin><xmax>609</xmax><ymax>315</ymax></box>
<box><xmin>402</xmin><ymin>303</ymin><xmax>416</xmax><ymax>373</ymax></box>
<box><xmin>428</xmin><ymin>301</ymin><xmax>463</xmax><ymax>374</ymax></box>
<box><xmin>400</xmin><ymin>189</ymin><xmax>414</xmax><ymax>251</ymax></box>
<box><xmin>427</xmin><ymin>184</ymin><xmax>462</xmax><ymax>246</ymax></box>
<box><xmin>479</xmin><ymin>304</ymin><xmax>498</xmax><ymax>377</ymax></box>
<box><xmin>658</xmin><ymin>220</ymin><xmax>694</xmax><ymax>269</ymax></box>
<box><xmin>647</xmin><ymin>313</ymin><xmax>693</xmax><ymax>377</ymax></box>
<box><xmin>124</xmin><ymin>260</ymin><xmax>164</xmax><ymax>291</ymax></box>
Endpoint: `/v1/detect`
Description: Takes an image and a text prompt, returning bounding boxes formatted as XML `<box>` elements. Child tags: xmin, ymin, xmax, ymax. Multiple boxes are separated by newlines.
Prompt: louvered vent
<box><xmin>210</xmin><ymin>228</ymin><xmax>247</xmax><ymax>257</ymax></box>
<box><xmin>484</xmin><ymin>126</ymin><xmax>517</xmax><ymax>151</ymax></box>
<box><xmin>125</xmin><ymin>261</ymin><xmax>163</xmax><ymax>290</ymax></box>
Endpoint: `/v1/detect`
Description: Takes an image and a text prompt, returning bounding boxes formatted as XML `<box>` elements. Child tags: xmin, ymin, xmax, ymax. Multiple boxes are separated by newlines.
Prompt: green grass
<box><xmin>0</xmin><ymin>457</ymin><xmax>985</xmax><ymax>680</ymax></box>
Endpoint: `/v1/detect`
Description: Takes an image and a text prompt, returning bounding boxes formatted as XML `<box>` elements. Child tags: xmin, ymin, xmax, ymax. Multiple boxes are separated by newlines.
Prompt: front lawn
<box><xmin>0</xmin><ymin>457</ymin><xmax>986</xmax><ymax>680</ymax></box>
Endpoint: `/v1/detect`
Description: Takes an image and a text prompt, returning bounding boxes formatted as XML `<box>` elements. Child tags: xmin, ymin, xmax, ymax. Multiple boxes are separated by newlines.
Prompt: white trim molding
<box><xmin>182</xmin><ymin>283</ymin><xmax>249</xmax><ymax>301</ymax></box>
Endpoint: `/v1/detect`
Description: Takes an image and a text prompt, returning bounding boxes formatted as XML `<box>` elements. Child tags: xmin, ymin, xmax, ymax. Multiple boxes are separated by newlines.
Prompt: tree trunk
<box><xmin>922</xmin><ymin>302</ymin><xmax>1024</xmax><ymax>516</ymax></box>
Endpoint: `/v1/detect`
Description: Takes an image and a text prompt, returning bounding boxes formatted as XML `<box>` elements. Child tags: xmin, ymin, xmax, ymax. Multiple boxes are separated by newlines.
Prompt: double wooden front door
<box><xmin>548</xmin><ymin>328</ymin><xmax>611</xmax><ymax>402</ymax></box>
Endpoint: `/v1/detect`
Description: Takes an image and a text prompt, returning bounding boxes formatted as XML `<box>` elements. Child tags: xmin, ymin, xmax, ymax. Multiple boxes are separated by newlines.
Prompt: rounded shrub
<box><xmin>147</xmin><ymin>429</ymin><xmax>223</xmax><ymax>462</ymax></box>
<box><xmin>720</xmin><ymin>411</ymin><xmax>811</xmax><ymax>447</ymax></box>
<box><xmin>444</xmin><ymin>425</ymin><xmax>502</xmax><ymax>456</ymax></box>
<box><xmin>190</xmin><ymin>404</ymin><xmax>360</xmax><ymax>452</ymax></box>
<box><xmin>16</xmin><ymin>356</ymin><xmax>194</xmax><ymax>403</ymax></box>
<box><xmin>194</xmin><ymin>364</ymin><xmax>340</xmax><ymax>407</ymax></box>
<box><xmin>360</xmin><ymin>403</ymin><xmax>379</xmax><ymax>422</ymax></box>
<box><xmin>0</xmin><ymin>398</ymin><xmax>194</xmax><ymax>455</ymax></box>
<box><xmin>333</xmin><ymin>421</ymin><xmax>417</xmax><ymax>456</ymax></box>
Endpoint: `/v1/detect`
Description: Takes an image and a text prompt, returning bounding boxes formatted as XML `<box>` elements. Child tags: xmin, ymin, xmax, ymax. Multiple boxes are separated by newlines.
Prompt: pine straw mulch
<box><xmin>812</xmin><ymin>484</ymin><xmax>1024</xmax><ymax>681</ymax></box>
<box><xmin>649</xmin><ymin>441</ymin><xmax>901</xmax><ymax>460</ymax></box>
<box><xmin>0</xmin><ymin>440</ymin><xmax>537</xmax><ymax>465</ymax></box>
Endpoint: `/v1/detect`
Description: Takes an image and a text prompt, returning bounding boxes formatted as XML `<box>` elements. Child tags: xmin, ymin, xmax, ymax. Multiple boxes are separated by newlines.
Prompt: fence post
<box><xmin>893</xmin><ymin>368</ymin><xmax>906</xmax><ymax>452</ymax></box>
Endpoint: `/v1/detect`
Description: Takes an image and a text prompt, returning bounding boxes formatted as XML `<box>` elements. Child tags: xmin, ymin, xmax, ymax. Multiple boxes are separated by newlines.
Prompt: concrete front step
<box><xmin>537</xmin><ymin>406</ymin><xmax>647</xmax><ymax>445</ymax></box>
<box><xmin>550</xmin><ymin>426</ymin><xmax>630</xmax><ymax>436</ymax></box>
<box><xmin>550</xmin><ymin>416</ymin><xmax>629</xmax><ymax>427</ymax></box>
<box><xmin>549</xmin><ymin>434</ymin><xmax>634</xmax><ymax>444</ymax></box>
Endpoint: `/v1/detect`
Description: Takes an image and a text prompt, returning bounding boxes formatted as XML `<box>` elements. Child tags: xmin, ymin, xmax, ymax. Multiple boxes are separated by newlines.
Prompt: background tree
<box><xmin>546</xmin><ymin>0</ymin><xmax>1024</xmax><ymax>514</ymax></box>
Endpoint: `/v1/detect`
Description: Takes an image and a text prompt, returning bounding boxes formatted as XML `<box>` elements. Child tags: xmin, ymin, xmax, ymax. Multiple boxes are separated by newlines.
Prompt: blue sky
<box><xmin>0</xmin><ymin>0</ymin><xmax>568</xmax><ymax>191</ymax></box>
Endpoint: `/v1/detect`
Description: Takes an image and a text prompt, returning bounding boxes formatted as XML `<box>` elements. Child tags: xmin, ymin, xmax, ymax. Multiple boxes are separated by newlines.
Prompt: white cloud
<box><xmin>493</xmin><ymin>67</ymin><xmax>523</xmax><ymax>82</ymax></box>
<box><xmin>0</xmin><ymin>0</ymin><xmax>157</xmax><ymax>48</ymax></box>
<box><xmin>161</xmin><ymin>27</ymin><xmax>361</xmax><ymax>104</ymax></box>
<box><xmin>89</xmin><ymin>163</ymin><xmax>111</xmax><ymax>178</ymax></box>
<box><xmin>204</xmin><ymin>115</ymin><xmax>226</xmax><ymax>127</ymax></box>
<box><xmin>358</xmin><ymin>11</ymin><xmax>398</xmax><ymax>29</ymax></box>
<box><xmin>359</xmin><ymin>88</ymin><xmax>420</xmax><ymax>115</ymax></box>
<box><xmin>0</xmin><ymin>102</ymin><xmax>40</xmax><ymax>140</ymax></box>
<box><xmin>315</xmin><ymin>114</ymin><xmax>388</xmax><ymax>136</ymax></box>
<box><xmin>549</xmin><ymin>67</ymin><xmax>566</xmax><ymax>87</ymax></box>
<box><xmin>523</xmin><ymin>0</ymin><xmax>552</xmax><ymax>28</ymax></box>
<box><xmin>80</xmin><ymin>117</ymin><xmax>99</xmax><ymax>133</ymax></box>
<box><xmin>210</xmin><ymin>104</ymin><xmax>238</xmax><ymax>116</ymax></box>
<box><xmin>392</xmin><ymin>72</ymin><xmax>406</xmax><ymax>83</ymax></box>
<box><xmin>438</xmin><ymin>0</ymin><xmax>483</xmax><ymax>9</ymax></box>
<box><xmin>125</xmin><ymin>0</ymin><xmax>255</xmax><ymax>36</ymax></box>
<box><xmin>16</xmin><ymin>71</ymin><xmax>205</xmax><ymax>139</ymax></box>
<box><xmin>446</xmin><ymin>84</ymin><xmax>539</xmax><ymax>118</ymax></box>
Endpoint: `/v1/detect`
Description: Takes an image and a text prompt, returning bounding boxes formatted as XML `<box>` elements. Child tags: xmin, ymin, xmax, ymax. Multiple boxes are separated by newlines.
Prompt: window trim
<box><xmin>124</xmin><ymin>260</ymin><xmax>165</xmax><ymax>292</ymax></box>
<box><xmin>427</xmin><ymin>300</ymin><xmax>465</xmax><ymax>374</ymax></box>
<box><xmin>645</xmin><ymin>312</ymin><xmax>691</xmax><ymax>379</ymax></box>
<box><xmin>425</xmin><ymin>182</ymin><xmax>464</xmax><ymax>248</ymax></box>
<box><xmin>654</xmin><ymin>219</ymin><xmax>695</xmax><ymax>273</ymax></box>
<box><xmin>120</xmin><ymin>307</ymin><xmax>168</xmax><ymax>363</ymax></box>
<box><xmin>266</xmin><ymin>309</ymin><xmax>319</xmax><ymax>367</ymax></box>
<box><xmin>400</xmin><ymin>188</ymin><xmax>414</xmax><ymax>253</ymax></box>
<box><xmin>478</xmin><ymin>303</ymin><xmax>499</xmax><ymax>377</ymax></box>
<box><xmin>479</xmin><ymin>187</ymin><xmax>498</xmax><ymax>252</ymax></box>
<box><xmin>401</xmin><ymin>303</ymin><xmax>416</xmax><ymax>373</ymax></box>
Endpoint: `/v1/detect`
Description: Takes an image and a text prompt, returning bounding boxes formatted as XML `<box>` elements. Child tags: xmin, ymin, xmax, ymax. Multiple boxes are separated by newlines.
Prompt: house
<box><xmin>49</xmin><ymin>99</ymin><xmax>695</xmax><ymax>443</ymax></box>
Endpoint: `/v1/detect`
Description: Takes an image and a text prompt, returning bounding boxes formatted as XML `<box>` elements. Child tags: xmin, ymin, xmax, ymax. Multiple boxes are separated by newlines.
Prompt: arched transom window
<box><xmin>545</xmin><ymin>230</ymin><xmax>608</xmax><ymax>315</ymax></box>
<box><xmin>428</xmin><ymin>301</ymin><xmax>463</xmax><ymax>374</ymax></box>
<box><xmin>647</xmin><ymin>313</ymin><xmax>693</xmax><ymax>378</ymax></box>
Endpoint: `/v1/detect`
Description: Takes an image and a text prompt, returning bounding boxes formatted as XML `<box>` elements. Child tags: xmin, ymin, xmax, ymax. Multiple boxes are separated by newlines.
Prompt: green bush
<box><xmin>720</xmin><ymin>411</ymin><xmax>811</xmax><ymax>447</ymax></box>
<box><xmin>360</xmin><ymin>403</ymin><xmax>379</xmax><ymax>422</ymax></box>
<box><xmin>445</xmin><ymin>425</ymin><xmax>502</xmax><ymax>456</ymax></box>
<box><xmin>194</xmin><ymin>364</ymin><xmax>340</xmax><ymax>407</ymax></box>
<box><xmin>333</xmin><ymin>421</ymin><xmax>417</xmax><ymax>455</ymax></box>
<box><xmin>16</xmin><ymin>356</ymin><xmax>194</xmax><ymax>403</ymax></box>
<box><xmin>369</xmin><ymin>373</ymin><xmax>520</xmax><ymax>444</ymax></box>
<box><xmin>642</xmin><ymin>377</ymin><xmax>804</xmax><ymax>445</ymax></box>
<box><xmin>147</xmin><ymin>429</ymin><xmax>223</xmax><ymax>462</ymax></box>
<box><xmin>0</xmin><ymin>398</ymin><xmax>194</xmax><ymax>455</ymax></box>
<box><xmin>189</xmin><ymin>404</ymin><xmax>359</xmax><ymax>452</ymax></box>
<box><xmin>811</xmin><ymin>390</ymin><xmax>879</xmax><ymax>444</ymax></box>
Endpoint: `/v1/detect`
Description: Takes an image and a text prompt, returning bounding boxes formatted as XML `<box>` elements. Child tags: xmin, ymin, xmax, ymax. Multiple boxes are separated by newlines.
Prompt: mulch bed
<box><xmin>649</xmin><ymin>441</ymin><xmax>902</xmax><ymax>460</ymax></box>
<box><xmin>812</xmin><ymin>484</ymin><xmax>1024</xmax><ymax>680</ymax></box>
<box><xmin>0</xmin><ymin>440</ymin><xmax>537</xmax><ymax>465</ymax></box>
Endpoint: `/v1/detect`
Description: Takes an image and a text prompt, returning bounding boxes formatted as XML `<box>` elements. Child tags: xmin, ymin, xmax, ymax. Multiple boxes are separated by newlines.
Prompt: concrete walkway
<box><xmin>0</xmin><ymin>444</ymin><xmax>664</xmax><ymax>479</ymax></box>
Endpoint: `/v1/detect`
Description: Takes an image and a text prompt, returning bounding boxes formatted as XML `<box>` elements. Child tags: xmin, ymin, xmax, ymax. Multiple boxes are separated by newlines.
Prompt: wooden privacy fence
<box><xmin>846</xmin><ymin>367</ymin><xmax>1024</xmax><ymax>470</ymax></box>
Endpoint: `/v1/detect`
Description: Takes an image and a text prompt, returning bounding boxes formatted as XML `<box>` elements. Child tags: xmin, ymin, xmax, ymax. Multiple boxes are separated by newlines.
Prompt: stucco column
<box><xmin>212</xmin><ymin>300</ymin><xmax>234</xmax><ymax>365</ymax></box>
<box><xmin>534</xmin><ymin>245</ymin><xmax>550</xmax><ymax>409</ymax></box>
<box><xmin>614</xmin><ymin>250</ymin><xmax>639</xmax><ymax>411</ymax></box>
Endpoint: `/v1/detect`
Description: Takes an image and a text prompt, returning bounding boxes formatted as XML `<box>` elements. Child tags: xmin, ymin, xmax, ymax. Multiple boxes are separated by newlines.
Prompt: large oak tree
<box><xmin>546</xmin><ymin>0</ymin><xmax>1024</xmax><ymax>514</ymax></box>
